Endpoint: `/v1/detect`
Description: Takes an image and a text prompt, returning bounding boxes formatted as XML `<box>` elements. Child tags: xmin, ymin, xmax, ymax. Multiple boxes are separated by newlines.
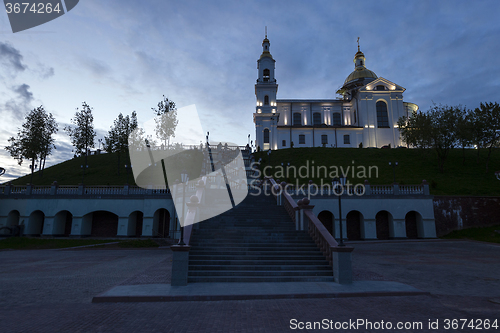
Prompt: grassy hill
<box><xmin>254</xmin><ymin>147</ymin><xmax>500</xmax><ymax>196</ymax></box>
<box><xmin>4</xmin><ymin>147</ymin><xmax>500</xmax><ymax>196</ymax></box>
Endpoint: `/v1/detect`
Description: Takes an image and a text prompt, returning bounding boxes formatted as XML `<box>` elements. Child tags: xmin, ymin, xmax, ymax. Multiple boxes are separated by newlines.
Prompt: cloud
<box><xmin>0</xmin><ymin>84</ymin><xmax>34</xmax><ymax>122</ymax></box>
<box><xmin>13</xmin><ymin>84</ymin><xmax>34</xmax><ymax>102</ymax></box>
<box><xmin>79</xmin><ymin>57</ymin><xmax>112</xmax><ymax>77</ymax></box>
<box><xmin>0</xmin><ymin>41</ymin><xmax>27</xmax><ymax>74</ymax></box>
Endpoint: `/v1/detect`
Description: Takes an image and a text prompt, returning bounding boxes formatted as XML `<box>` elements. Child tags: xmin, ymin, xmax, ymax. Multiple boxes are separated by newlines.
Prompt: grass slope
<box><xmin>254</xmin><ymin>147</ymin><xmax>500</xmax><ymax>196</ymax></box>
<box><xmin>4</xmin><ymin>147</ymin><xmax>500</xmax><ymax>195</ymax></box>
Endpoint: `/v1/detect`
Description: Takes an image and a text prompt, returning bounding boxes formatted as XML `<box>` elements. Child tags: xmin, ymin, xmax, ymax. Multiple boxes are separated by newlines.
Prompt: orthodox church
<box><xmin>253</xmin><ymin>35</ymin><xmax>419</xmax><ymax>150</ymax></box>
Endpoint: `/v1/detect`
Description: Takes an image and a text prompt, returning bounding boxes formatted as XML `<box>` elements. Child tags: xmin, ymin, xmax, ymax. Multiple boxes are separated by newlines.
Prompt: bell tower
<box><xmin>254</xmin><ymin>28</ymin><xmax>279</xmax><ymax>151</ymax></box>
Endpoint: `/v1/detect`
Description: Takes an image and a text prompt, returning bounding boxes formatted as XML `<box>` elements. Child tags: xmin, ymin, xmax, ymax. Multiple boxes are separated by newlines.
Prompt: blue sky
<box><xmin>1</xmin><ymin>0</ymin><xmax>499</xmax><ymax>182</ymax></box>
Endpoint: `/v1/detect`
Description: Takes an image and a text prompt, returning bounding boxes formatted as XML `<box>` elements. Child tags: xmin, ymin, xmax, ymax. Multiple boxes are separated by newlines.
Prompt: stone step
<box><xmin>189</xmin><ymin>259</ymin><xmax>330</xmax><ymax>266</ymax></box>
<box><xmin>188</xmin><ymin>244</ymin><xmax>319</xmax><ymax>250</ymax></box>
<box><xmin>187</xmin><ymin>276</ymin><xmax>334</xmax><ymax>283</ymax></box>
<box><xmin>190</xmin><ymin>238</ymin><xmax>316</xmax><ymax>244</ymax></box>
<box><xmin>188</xmin><ymin>254</ymin><xmax>326</xmax><ymax>260</ymax></box>
<box><xmin>189</xmin><ymin>265</ymin><xmax>331</xmax><ymax>271</ymax></box>
<box><xmin>189</xmin><ymin>250</ymin><xmax>324</xmax><ymax>256</ymax></box>
<box><xmin>188</xmin><ymin>270</ymin><xmax>332</xmax><ymax>277</ymax></box>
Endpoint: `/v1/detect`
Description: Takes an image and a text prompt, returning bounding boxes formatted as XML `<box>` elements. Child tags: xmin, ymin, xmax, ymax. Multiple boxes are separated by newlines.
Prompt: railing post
<box><xmin>50</xmin><ymin>181</ymin><xmax>58</xmax><ymax>195</ymax></box>
<box><xmin>422</xmin><ymin>179</ymin><xmax>430</xmax><ymax>195</ymax></box>
<box><xmin>170</xmin><ymin>245</ymin><xmax>191</xmax><ymax>286</ymax></box>
<box><xmin>78</xmin><ymin>183</ymin><xmax>85</xmax><ymax>195</ymax></box>
<box><xmin>123</xmin><ymin>184</ymin><xmax>129</xmax><ymax>195</ymax></box>
<box><xmin>5</xmin><ymin>182</ymin><xmax>12</xmax><ymax>196</ymax></box>
<box><xmin>295</xmin><ymin>207</ymin><xmax>300</xmax><ymax>231</ymax></box>
<box><xmin>26</xmin><ymin>184</ymin><xmax>32</xmax><ymax>196</ymax></box>
<box><xmin>331</xmin><ymin>246</ymin><xmax>354</xmax><ymax>284</ymax></box>
<box><xmin>393</xmin><ymin>183</ymin><xmax>399</xmax><ymax>195</ymax></box>
<box><xmin>363</xmin><ymin>180</ymin><xmax>371</xmax><ymax>196</ymax></box>
<box><xmin>298</xmin><ymin>198</ymin><xmax>314</xmax><ymax>231</ymax></box>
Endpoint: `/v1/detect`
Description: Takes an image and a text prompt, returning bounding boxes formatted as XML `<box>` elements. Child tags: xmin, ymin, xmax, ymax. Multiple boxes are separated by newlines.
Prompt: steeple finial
<box><xmin>265</xmin><ymin>26</ymin><xmax>267</xmax><ymax>38</ymax></box>
<box><xmin>357</xmin><ymin>37</ymin><xmax>360</xmax><ymax>51</ymax></box>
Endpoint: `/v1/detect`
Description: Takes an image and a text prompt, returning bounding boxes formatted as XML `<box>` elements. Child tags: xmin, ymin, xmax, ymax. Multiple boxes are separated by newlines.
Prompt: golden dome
<box><xmin>344</xmin><ymin>67</ymin><xmax>377</xmax><ymax>84</ymax></box>
<box><xmin>260</xmin><ymin>51</ymin><xmax>274</xmax><ymax>60</ymax></box>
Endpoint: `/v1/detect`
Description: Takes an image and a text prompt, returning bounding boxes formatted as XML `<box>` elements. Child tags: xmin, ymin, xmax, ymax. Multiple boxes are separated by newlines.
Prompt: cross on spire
<box><xmin>265</xmin><ymin>26</ymin><xmax>267</xmax><ymax>38</ymax></box>
<box><xmin>357</xmin><ymin>37</ymin><xmax>360</xmax><ymax>51</ymax></box>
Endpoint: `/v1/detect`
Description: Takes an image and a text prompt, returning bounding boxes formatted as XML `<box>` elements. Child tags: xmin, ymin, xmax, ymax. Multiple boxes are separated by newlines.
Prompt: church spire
<box><xmin>260</xmin><ymin>28</ymin><xmax>272</xmax><ymax>60</ymax></box>
<box><xmin>354</xmin><ymin>37</ymin><xmax>366</xmax><ymax>69</ymax></box>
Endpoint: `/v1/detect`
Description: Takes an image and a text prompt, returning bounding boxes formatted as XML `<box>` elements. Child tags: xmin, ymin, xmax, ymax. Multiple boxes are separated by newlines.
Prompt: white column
<box><xmin>361</xmin><ymin>218</ymin><xmax>377</xmax><ymax>240</ymax></box>
<box><xmin>117</xmin><ymin>217</ymin><xmax>130</xmax><ymax>237</ymax></box>
<box><xmin>390</xmin><ymin>219</ymin><xmax>407</xmax><ymax>238</ymax></box>
<box><xmin>42</xmin><ymin>216</ymin><xmax>55</xmax><ymax>236</ymax></box>
<box><xmin>421</xmin><ymin>219</ymin><xmax>437</xmax><ymax>238</ymax></box>
<box><xmin>142</xmin><ymin>217</ymin><xmax>154</xmax><ymax>237</ymax></box>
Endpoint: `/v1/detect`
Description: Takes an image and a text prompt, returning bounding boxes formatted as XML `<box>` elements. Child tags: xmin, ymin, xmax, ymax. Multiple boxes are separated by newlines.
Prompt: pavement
<box><xmin>1</xmin><ymin>239</ymin><xmax>499</xmax><ymax>332</ymax></box>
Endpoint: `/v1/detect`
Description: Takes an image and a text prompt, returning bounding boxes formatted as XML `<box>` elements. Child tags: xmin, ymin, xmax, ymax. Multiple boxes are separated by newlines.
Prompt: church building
<box><xmin>253</xmin><ymin>35</ymin><xmax>419</xmax><ymax>150</ymax></box>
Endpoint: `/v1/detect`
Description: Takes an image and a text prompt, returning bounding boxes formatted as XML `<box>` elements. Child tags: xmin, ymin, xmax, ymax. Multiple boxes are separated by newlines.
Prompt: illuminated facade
<box><xmin>253</xmin><ymin>36</ymin><xmax>419</xmax><ymax>150</ymax></box>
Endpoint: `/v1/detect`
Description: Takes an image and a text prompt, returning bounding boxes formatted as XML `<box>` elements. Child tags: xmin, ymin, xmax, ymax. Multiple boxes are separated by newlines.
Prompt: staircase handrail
<box><xmin>303</xmin><ymin>209</ymin><xmax>338</xmax><ymax>266</ymax></box>
<box><xmin>268</xmin><ymin>177</ymin><xmax>298</xmax><ymax>226</ymax></box>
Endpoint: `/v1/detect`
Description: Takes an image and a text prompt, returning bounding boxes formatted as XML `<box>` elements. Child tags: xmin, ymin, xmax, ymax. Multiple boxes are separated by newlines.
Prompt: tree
<box><xmin>152</xmin><ymin>95</ymin><xmax>177</xmax><ymax>148</ymax></box>
<box><xmin>64</xmin><ymin>102</ymin><xmax>96</xmax><ymax>182</ymax></box>
<box><xmin>104</xmin><ymin>111</ymin><xmax>138</xmax><ymax>175</ymax></box>
<box><xmin>5</xmin><ymin>106</ymin><xmax>58</xmax><ymax>183</ymax></box>
<box><xmin>64</xmin><ymin>102</ymin><xmax>96</xmax><ymax>156</ymax></box>
<box><xmin>398</xmin><ymin>104</ymin><xmax>460</xmax><ymax>172</ymax></box>
<box><xmin>427</xmin><ymin>104</ymin><xmax>460</xmax><ymax>172</ymax></box>
<box><xmin>397</xmin><ymin>110</ymin><xmax>432</xmax><ymax>149</ymax></box>
<box><xmin>470</xmin><ymin>102</ymin><xmax>500</xmax><ymax>171</ymax></box>
<box><xmin>455</xmin><ymin>106</ymin><xmax>473</xmax><ymax>164</ymax></box>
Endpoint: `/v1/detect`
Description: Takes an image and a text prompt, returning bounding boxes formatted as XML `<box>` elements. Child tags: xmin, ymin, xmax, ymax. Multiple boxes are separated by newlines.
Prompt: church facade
<box><xmin>253</xmin><ymin>36</ymin><xmax>419</xmax><ymax>150</ymax></box>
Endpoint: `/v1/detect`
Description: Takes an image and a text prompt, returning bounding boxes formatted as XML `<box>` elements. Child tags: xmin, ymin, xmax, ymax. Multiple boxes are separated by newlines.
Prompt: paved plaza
<box><xmin>0</xmin><ymin>239</ymin><xmax>499</xmax><ymax>332</ymax></box>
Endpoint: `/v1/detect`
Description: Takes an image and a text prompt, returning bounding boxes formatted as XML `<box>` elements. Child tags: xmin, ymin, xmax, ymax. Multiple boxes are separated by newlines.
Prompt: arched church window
<box><xmin>332</xmin><ymin>113</ymin><xmax>341</xmax><ymax>126</ymax></box>
<box><xmin>264</xmin><ymin>95</ymin><xmax>269</xmax><ymax>105</ymax></box>
<box><xmin>313</xmin><ymin>112</ymin><xmax>322</xmax><ymax>125</ymax></box>
<box><xmin>263</xmin><ymin>129</ymin><xmax>270</xmax><ymax>143</ymax></box>
<box><xmin>293</xmin><ymin>113</ymin><xmax>302</xmax><ymax>126</ymax></box>
<box><xmin>263</xmin><ymin>68</ymin><xmax>270</xmax><ymax>82</ymax></box>
<box><xmin>376</xmin><ymin>101</ymin><xmax>389</xmax><ymax>128</ymax></box>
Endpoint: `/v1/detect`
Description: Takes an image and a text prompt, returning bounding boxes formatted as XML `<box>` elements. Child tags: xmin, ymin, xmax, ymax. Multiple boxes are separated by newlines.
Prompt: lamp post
<box><xmin>81</xmin><ymin>162</ymin><xmax>88</xmax><ymax>184</ymax></box>
<box><xmin>125</xmin><ymin>164</ymin><xmax>132</xmax><ymax>184</ymax></box>
<box><xmin>178</xmin><ymin>170</ymin><xmax>189</xmax><ymax>245</ymax></box>
<box><xmin>267</xmin><ymin>149</ymin><xmax>271</xmax><ymax>166</ymax></box>
<box><xmin>389</xmin><ymin>161</ymin><xmax>398</xmax><ymax>183</ymax></box>
<box><xmin>332</xmin><ymin>176</ymin><xmax>346</xmax><ymax>246</ymax></box>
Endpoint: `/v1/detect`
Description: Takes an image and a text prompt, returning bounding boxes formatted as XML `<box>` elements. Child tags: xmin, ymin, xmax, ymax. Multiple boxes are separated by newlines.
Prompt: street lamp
<box><xmin>267</xmin><ymin>149</ymin><xmax>272</xmax><ymax>166</ymax></box>
<box><xmin>178</xmin><ymin>170</ymin><xmax>189</xmax><ymax>245</ymax></box>
<box><xmin>81</xmin><ymin>163</ymin><xmax>89</xmax><ymax>184</ymax></box>
<box><xmin>125</xmin><ymin>164</ymin><xmax>132</xmax><ymax>184</ymax></box>
<box><xmin>389</xmin><ymin>161</ymin><xmax>398</xmax><ymax>183</ymax></box>
<box><xmin>332</xmin><ymin>176</ymin><xmax>347</xmax><ymax>246</ymax></box>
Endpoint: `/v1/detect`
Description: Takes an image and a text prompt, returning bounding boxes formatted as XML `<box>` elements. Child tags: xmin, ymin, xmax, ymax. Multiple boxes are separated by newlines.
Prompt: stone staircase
<box><xmin>188</xmin><ymin>191</ymin><xmax>333</xmax><ymax>282</ymax></box>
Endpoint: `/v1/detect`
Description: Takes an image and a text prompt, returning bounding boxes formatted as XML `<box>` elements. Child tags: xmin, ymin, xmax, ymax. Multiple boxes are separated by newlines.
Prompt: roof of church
<box><xmin>344</xmin><ymin>68</ymin><xmax>378</xmax><ymax>84</ymax></box>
